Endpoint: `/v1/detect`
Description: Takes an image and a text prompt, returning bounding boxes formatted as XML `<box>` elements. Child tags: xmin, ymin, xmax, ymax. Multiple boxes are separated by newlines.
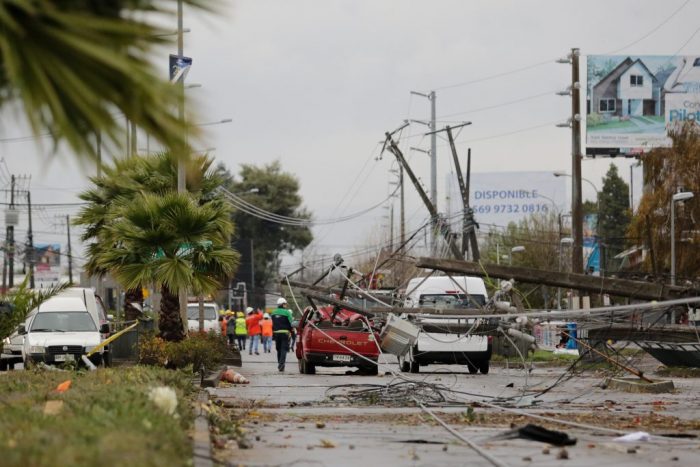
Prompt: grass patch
<box><xmin>492</xmin><ymin>349</ymin><xmax>579</xmax><ymax>366</ymax></box>
<box><xmin>655</xmin><ymin>366</ymin><xmax>700</xmax><ymax>378</ymax></box>
<box><xmin>0</xmin><ymin>366</ymin><xmax>195</xmax><ymax>467</ymax></box>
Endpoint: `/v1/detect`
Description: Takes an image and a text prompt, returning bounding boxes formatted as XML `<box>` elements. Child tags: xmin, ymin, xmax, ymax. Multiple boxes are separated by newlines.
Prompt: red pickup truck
<box><xmin>295</xmin><ymin>306</ymin><xmax>381</xmax><ymax>375</ymax></box>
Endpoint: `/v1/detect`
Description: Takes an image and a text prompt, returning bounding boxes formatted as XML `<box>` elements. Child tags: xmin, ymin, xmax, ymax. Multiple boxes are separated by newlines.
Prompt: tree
<box><xmin>218</xmin><ymin>161</ymin><xmax>313</xmax><ymax>293</ymax></box>
<box><xmin>629</xmin><ymin>125</ymin><xmax>700</xmax><ymax>282</ymax></box>
<box><xmin>481</xmin><ymin>212</ymin><xmax>563</xmax><ymax>308</ymax></box>
<box><xmin>96</xmin><ymin>192</ymin><xmax>238</xmax><ymax>341</ymax></box>
<box><xmin>1</xmin><ymin>279</ymin><xmax>68</xmax><ymax>342</ymax></box>
<box><xmin>75</xmin><ymin>152</ymin><xmax>224</xmax><ymax>321</ymax></box>
<box><xmin>597</xmin><ymin>164</ymin><xmax>631</xmax><ymax>272</ymax></box>
<box><xmin>0</xmin><ymin>1</ymin><xmax>211</xmax><ymax>161</ymax></box>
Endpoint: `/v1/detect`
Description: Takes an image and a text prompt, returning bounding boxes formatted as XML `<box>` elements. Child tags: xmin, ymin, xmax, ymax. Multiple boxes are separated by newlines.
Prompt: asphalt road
<box><xmin>211</xmin><ymin>349</ymin><xmax>700</xmax><ymax>467</ymax></box>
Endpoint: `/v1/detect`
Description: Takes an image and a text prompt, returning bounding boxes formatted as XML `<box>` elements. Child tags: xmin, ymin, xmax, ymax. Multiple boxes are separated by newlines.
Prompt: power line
<box><xmin>604</xmin><ymin>0</ymin><xmax>692</xmax><ymax>54</ymax></box>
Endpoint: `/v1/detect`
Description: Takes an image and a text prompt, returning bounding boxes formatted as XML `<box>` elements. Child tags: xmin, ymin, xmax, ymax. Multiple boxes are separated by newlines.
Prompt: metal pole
<box><xmin>27</xmin><ymin>191</ymin><xmax>35</xmax><ymax>289</ymax></box>
<box><xmin>671</xmin><ymin>199</ymin><xmax>676</xmax><ymax>286</ymax></box>
<box><xmin>66</xmin><ymin>215</ymin><xmax>73</xmax><ymax>284</ymax></box>
<box><xmin>557</xmin><ymin>244</ymin><xmax>562</xmax><ymax>310</ymax></box>
<box><xmin>96</xmin><ymin>131</ymin><xmax>102</xmax><ymax>177</ymax></box>
<box><xmin>570</xmin><ymin>48</ymin><xmax>584</xmax><ymax>274</ymax></box>
<box><xmin>177</xmin><ymin>0</ymin><xmax>188</xmax><ymax>333</ymax></box>
<box><xmin>130</xmin><ymin>120</ymin><xmax>137</xmax><ymax>156</ymax></box>
<box><xmin>8</xmin><ymin>175</ymin><xmax>15</xmax><ymax>288</ymax></box>
<box><xmin>629</xmin><ymin>163</ymin><xmax>634</xmax><ymax>213</ymax></box>
<box><xmin>400</xmin><ymin>165</ymin><xmax>405</xmax><ymax>247</ymax></box>
<box><xmin>496</xmin><ymin>244</ymin><xmax>500</xmax><ymax>265</ymax></box>
<box><xmin>177</xmin><ymin>0</ymin><xmax>186</xmax><ymax>194</ymax></box>
<box><xmin>429</xmin><ymin>91</ymin><xmax>437</xmax><ymax>254</ymax></box>
<box><xmin>389</xmin><ymin>203</ymin><xmax>394</xmax><ymax>251</ymax></box>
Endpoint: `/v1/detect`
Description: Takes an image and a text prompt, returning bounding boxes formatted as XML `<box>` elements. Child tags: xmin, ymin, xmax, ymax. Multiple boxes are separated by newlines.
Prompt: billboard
<box><xmin>586</xmin><ymin>55</ymin><xmax>700</xmax><ymax>151</ymax></box>
<box><xmin>169</xmin><ymin>54</ymin><xmax>192</xmax><ymax>84</ymax></box>
<box><xmin>445</xmin><ymin>171</ymin><xmax>567</xmax><ymax>230</ymax></box>
<box><xmin>33</xmin><ymin>243</ymin><xmax>61</xmax><ymax>268</ymax></box>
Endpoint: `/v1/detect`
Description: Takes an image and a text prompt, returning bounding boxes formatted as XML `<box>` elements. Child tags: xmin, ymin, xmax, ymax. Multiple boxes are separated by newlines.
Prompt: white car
<box><xmin>400</xmin><ymin>275</ymin><xmax>492</xmax><ymax>374</ymax></box>
<box><xmin>186</xmin><ymin>302</ymin><xmax>221</xmax><ymax>334</ymax></box>
<box><xmin>20</xmin><ymin>296</ymin><xmax>108</xmax><ymax>367</ymax></box>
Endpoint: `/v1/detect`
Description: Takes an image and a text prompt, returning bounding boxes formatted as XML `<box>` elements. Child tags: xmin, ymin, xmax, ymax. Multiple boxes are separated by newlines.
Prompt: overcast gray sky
<box><xmin>1</xmin><ymin>0</ymin><xmax>697</xmax><ymax>273</ymax></box>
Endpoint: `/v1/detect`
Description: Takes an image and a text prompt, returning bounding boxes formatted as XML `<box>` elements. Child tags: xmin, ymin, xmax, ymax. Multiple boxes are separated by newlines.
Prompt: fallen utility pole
<box><xmin>415</xmin><ymin>257</ymin><xmax>699</xmax><ymax>301</ymax></box>
<box><xmin>562</xmin><ymin>331</ymin><xmax>653</xmax><ymax>383</ymax></box>
<box><xmin>384</xmin><ymin>127</ymin><xmax>462</xmax><ymax>260</ymax></box>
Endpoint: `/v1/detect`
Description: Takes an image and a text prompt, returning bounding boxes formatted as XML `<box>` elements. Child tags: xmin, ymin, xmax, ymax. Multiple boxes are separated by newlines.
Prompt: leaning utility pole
<box><xmin>570</xmin><ymin>48</ymin><xmax>584</xmax><ymax>274</ymax></box>
<box><xmin>384</xmin><ymin>126</ymin><xmax>462</xmax><ymax>260</ymax></box>
<box><xmin>440</xmin><ymin>123</ymin><xmax>479</xmax><ymax>261</ymax></box>
<box><xmin>66</xmin><ymin>215</ymin><xmax>73</xmax><ymax>284</ymax></box>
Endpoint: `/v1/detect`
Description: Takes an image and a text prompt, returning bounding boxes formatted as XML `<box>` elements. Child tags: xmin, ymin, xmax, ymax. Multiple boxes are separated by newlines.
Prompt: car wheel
<box><xmin>0</xmin><ymin>360</ymin><xmax>7</xmax><ymax>371</ymax></box>
<box><xmin>478</xmin><ymin>360</ymin><xmax>490</xmax><ymax>375</ymax></box>
<box><xmin>409</xmin><ymin>361</ymin><xmax>420</xmax><ymax>374</ymax></box>
<box><xmin>305</xmin><ymin>359</ymin><xmax>316</xmax><ymax>375</ymax></box>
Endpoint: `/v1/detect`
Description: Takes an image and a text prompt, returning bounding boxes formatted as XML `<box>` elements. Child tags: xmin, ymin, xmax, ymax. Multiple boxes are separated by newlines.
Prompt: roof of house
<box><xmin>593</xmin><ymin>57</ymin><xmax>658</xmax><ymax>91</ymax></box>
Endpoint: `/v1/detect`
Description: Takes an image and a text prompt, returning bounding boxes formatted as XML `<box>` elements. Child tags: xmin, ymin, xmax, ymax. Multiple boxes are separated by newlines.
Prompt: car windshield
<box><xmin>418</xmin><ymin>293</ymin><xmax>486</xmax><ymax>308</ymax></box>
<box><xmin>30</xmin><ymin>312</ymin><xmax>97</xmax><ymax>332</ymax></box>
<box><xmin>187</xmin><ymin>305</ymin><xmax>218</xmax><ymax>320</ymax></box>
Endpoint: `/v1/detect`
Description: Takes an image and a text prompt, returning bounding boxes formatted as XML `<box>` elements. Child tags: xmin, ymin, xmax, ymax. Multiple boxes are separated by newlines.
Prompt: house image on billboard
<box><xmin>591</xmin><ymin>57</ymin><xmax>660</xmax><ymax>118</ymax></box>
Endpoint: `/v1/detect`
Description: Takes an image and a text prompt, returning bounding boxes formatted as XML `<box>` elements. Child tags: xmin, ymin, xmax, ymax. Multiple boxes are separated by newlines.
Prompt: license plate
<box><xmin>332</xmin><ymin>354</ymin><xmax>352</xmax><ymax>362</ymax></box>
<box><xmin>54</xmin><ymin>354</ymin><xmax>74</xmax><ymax>362</ymax></box>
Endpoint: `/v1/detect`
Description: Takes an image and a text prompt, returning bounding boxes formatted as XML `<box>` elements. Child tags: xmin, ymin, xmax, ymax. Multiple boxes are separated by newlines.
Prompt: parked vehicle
<box><xmin>296</xmin><ymin>305</ymin><xmax>381</xmax><ymax>375</ymax></box>
<box><xmin>400</xmin><ymin>275</ymin><xmax>492</xmax><ymax>374</ymax></box>
<box><xmin>186</xmin><ymin>302</ymin><xmax>220</xmax><ymax>334</ymax></box>
<box><xmin>20</xmin><ymin>296</ymin><xmax>109</xmax><ymax>368</ymax></box>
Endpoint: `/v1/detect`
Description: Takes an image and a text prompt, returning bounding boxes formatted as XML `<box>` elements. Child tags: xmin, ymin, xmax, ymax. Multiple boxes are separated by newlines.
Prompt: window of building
<box><xmin>630</xmin><ymin>75</ymin><xmax>643</xmax><ymax>86</ymax></box>
<box><xmin>599</xmin><ymin>98</ymin><xmax>616</xmax><ymax>113</ymax></box>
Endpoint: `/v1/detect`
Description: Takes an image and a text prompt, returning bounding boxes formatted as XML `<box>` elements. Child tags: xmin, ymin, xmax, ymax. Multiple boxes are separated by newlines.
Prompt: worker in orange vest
<box><xmin>245</xmin><ymin>307</ymin><xmax>263</xmax><ymax>355</ymax></box>
<box><xmin>260</xmin><ymin>312</ymin><xmax>273</xmax><ymax>353</ymax></box>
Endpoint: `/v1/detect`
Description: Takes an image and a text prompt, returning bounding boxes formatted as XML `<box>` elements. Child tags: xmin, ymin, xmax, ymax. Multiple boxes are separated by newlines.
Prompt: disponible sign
<box><xmin>446</xmin><ymin>171</ymin><xmax>567</xmax><ymax>229</ymax></box>
<box><xmin>586</xmin><ymin>55</ymin><xmax>700</xmax><ymax>150</ymax></box>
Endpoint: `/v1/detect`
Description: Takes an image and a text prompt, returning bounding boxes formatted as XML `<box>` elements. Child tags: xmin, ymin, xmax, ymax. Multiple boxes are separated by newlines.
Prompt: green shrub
<box><xmin>138</xmin><ymin>331</ymin><xmax>228</xmax><ymax>371</ymax></box>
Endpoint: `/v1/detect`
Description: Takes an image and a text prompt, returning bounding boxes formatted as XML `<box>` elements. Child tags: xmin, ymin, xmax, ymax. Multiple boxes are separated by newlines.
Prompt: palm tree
<box><xmin>96</xmin><ymin>191</ymin><xmax>238</xmax><ymax>341</ymax></box>
<box><xmin>0</xmin><ymin>1</ymin><xmax>211</xmax><ymax>161</ymax></box>
<box><xmin>74</xmin><ymin>152</ymin><xmax>224</xmax><ymax>321</ymax></box>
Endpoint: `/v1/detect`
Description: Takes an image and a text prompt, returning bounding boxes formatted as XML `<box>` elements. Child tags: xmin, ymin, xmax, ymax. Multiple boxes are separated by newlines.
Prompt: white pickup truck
<box><xmin>399</xmin><ymin>275</ymin><xmax>492</xmax><ymax>374</ymax></box>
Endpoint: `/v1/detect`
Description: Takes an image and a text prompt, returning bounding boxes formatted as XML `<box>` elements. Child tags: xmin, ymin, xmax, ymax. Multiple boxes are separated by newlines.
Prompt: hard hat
<box><xmin>277</xmin><ymin>297</ymin><xmax>288</xmax><ymax>306</ymax></box>
<box><xmin>236</xmin><ymin>311</ymin><xmax>244</xmax><ymax>318</ymax></box>
<box><xmin>246</xmin><ymin>306</ymin><xmax>254</xmax><ymax>314</ymax></box>
<box><xmin>263</xmin><ymin>312</ymin><xmax>270</xmax><ymax>319</ymax></box>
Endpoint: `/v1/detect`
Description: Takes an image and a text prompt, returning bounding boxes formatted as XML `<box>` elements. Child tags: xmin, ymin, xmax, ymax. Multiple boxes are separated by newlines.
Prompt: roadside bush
<box><xmin>139</xmin><ymin>331</ymin><xmax>228</xmax><ymax>371</ymax></box>
<box><xmin>138</xmin><ymin>334</ymin><xmax>168</xmax><ymax>366</ymax></box>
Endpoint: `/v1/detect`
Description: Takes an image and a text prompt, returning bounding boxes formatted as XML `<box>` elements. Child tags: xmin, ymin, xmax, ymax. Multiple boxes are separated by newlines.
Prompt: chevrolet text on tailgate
<box><xmin>296</xmin><ymin>306</ymin><xmax>380</xmax><ymax>375</ymax></box>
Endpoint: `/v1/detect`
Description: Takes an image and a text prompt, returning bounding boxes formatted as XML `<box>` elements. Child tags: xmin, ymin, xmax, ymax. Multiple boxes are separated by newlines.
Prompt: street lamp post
<box><xmin>558</xmin><ymin>237</ymin><xmax>573</xmax><ymax>309</ymax></box>
<box><xmin>509</xmin><ymin>245</ymin><xmax>525</xmax><ymax>266</ymax></box>
<box><xmin>671</xmin><ymin>191</ymin><xmax>694</xmax><ymax>286</ymax></box>
<box><xmin>554</xmin><ymin>171</ymin><xmax>600</xmax><ymax>273</ymax></box>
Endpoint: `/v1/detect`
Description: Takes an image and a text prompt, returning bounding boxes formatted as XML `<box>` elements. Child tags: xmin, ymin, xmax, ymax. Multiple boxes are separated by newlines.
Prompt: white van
<box><xmin>186</xmin><ymin>302</ymin><xmax>220</xmax><ymax>334</ymax></box>
<box><xmin>400</xmin><ymin>275</ymin><xmax>492</xmax><ymax>374</ymax></box>
<box><xmin>20</xmin><ymin>296</ymin><xmax>109</xmax><ymax>367</ymax></box>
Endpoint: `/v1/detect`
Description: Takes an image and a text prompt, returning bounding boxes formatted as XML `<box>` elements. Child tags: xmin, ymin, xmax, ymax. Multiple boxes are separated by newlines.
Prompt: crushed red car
<box><xmin>295</xmin><ymin>305</ymin><xmax>381</xmax><ymax>375</ymax></box>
